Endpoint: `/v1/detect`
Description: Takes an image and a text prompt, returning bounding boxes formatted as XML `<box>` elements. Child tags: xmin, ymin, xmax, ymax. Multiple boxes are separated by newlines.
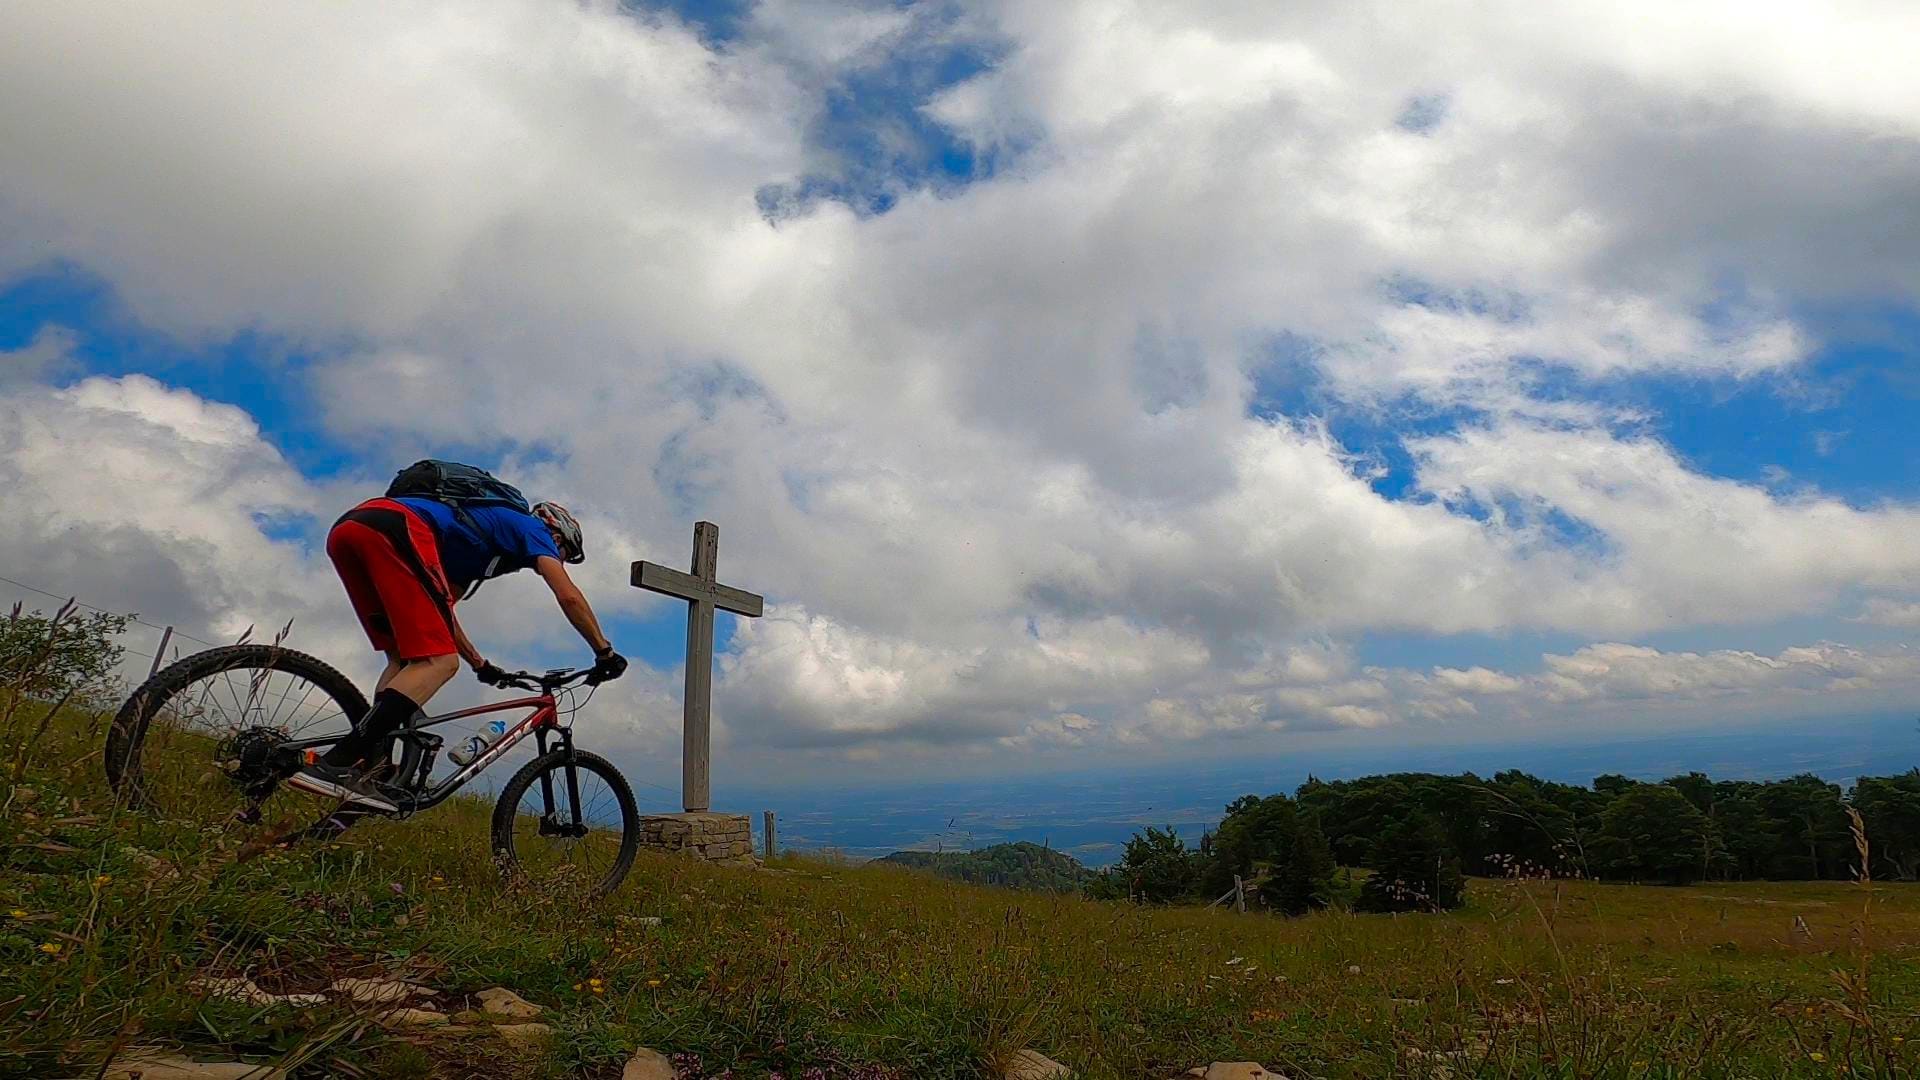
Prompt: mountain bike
<box><xmin>104</xmin><ymin>644</ymin><xmax>640</xmax><ymax>896</ymax></box>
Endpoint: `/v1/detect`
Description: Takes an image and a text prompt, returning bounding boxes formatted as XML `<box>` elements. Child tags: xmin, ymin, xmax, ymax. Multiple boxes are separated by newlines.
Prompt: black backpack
<box><xmin>385</xmin><ymin>460</ymin><xmax>533</xmax><ymax>598</ymax></box>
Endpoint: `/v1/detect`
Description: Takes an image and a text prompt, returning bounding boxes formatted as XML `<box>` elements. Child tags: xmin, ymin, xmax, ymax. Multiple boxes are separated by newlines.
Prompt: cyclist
<box><xmin>289</xmin><ymin>489</ymin><xmax>628</xmax><ymax>810</ymax></box>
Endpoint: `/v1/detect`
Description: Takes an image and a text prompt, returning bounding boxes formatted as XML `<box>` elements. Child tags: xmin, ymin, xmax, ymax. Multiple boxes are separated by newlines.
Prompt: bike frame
<box><xmin>277</xmin><ymin>691</ymin><xmax>578</xmax><ymax>816</ymax></box>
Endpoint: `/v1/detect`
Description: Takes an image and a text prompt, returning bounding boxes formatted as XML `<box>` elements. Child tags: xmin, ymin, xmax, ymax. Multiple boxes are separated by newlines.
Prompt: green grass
<box><xmin>4</xmin><ymin>708</ymin><xmax>1918</xmax><ymax>1079</ymax></box>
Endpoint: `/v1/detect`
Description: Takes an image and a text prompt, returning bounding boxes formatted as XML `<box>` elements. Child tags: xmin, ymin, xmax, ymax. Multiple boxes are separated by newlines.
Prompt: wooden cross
<box><xmin>631</xmin><ymin>521</ymin><xmax>763</xmax><ymax>813</ymax></box>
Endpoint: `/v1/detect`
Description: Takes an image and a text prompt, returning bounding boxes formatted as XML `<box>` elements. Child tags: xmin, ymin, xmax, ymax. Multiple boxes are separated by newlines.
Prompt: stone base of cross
<box><xmin>630</xmin><ymin>521</ymin><xmax>764</xmax><ymax>864</ymax></box>
<box><xmin>636</xmin><ymin>811</ymin><xmax>757</xmax><ymax>868</ymax></box>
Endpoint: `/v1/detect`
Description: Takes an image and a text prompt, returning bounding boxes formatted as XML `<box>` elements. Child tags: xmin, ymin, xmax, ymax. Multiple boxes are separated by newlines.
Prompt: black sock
<box><xmin>322</xmin><ymin>688</ymin><xmax>422</xmax><ymax>767</ymax></box>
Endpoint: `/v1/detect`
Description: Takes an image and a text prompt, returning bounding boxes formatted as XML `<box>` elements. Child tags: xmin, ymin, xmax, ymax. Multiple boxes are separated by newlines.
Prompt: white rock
<box><xmin>377</xmin><ymin>1007</ymin><xmax>449</xmax><ymax>1028</ymax></box>
<box><xmin>495</xmin><ymin>1022</ymin><xmax>553</xmax><ymax>1047</ymax></box>
<box><xmin>1003</xmin><ymin>1049</ymin><xmax>1072</xmax><ymax>1079</ymax></box>
<box><xmin>98</xmin><ymin>1052</ymin><xmax>283</xmax><ymax>1079</ymax></box>
<box><xmin>475</xmin><ymin>986</ymin><xmax>544</xmax><ymax>1019</ymax></box>
<box><xmin>190</xmin><ymin>977</ymin><xmax>325</xmax><ymax>1009</ymax></box>
<box><xmin>622</xmin><ymin>1048</ymin><xmax>677</xmax><ymax>1080</ymax></box>
<box><xmin>122</xmin><ymin>845</ymin><xmax>181</xmax><ymax>881</ymax></box>
<box><xmin>330</xmin><ymin>977</ymin><xmax>437</xmax><ymax>1004</ymax></box>
<box><xmin>1197</xmin><ymin>1065</ymin><xmax>1281</xmax><ymax>1080</ymax></box>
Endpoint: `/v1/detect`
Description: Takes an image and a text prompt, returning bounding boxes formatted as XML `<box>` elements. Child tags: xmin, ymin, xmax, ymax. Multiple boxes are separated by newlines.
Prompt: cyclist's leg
<box><xmin>374</xmin><ymin>653</ymin><xmax>405</xmax><ymax>694</ymax></box>
<box><xmin>319</xmin><ymin>517</ymin><xmax>455</xmax><ymax>767</ymax></box>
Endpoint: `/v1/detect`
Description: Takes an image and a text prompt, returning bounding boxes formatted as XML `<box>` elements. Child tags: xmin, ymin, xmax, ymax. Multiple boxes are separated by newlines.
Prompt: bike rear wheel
<box><xmin>106</xmin><ymin>645</ymin><xmax>408</xmax><ymax>830</ymax></box>
<box><xmin>490</xmin><ymin>748</ymin><xmax>639</xmax><ymax>898</ymax></box>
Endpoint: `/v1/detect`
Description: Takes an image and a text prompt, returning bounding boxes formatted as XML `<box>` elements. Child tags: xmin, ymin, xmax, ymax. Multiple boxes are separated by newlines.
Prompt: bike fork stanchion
<box><xmin>534</xmin><ymin>728</ymin><xmax>559</xmax><ymax>822</ymax></box>
<box><xmin>560</xmin><ymin>729</ymin><xmax>585</xmax><ymax>832</ymax></box>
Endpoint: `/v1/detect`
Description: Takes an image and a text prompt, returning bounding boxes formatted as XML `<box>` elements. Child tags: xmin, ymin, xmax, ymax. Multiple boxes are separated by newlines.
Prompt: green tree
<box><xmin>878</xmin><ymin>842</ymin><xmax>1094</xmax><ymax>892</ymax></box>
<box><xmin>1593</xmin><ymin>774</ymin><xmax>1640</xmax><ymax>799</ymax></box>
<box><xmin>1853</xmin><ymin>772</ymin><xmax>1920</xmax><ymax>880</ymax></box>
<box><xmin>1594</xmin><ymin>784</ymin><xmax>1712</xmax><ymax>884</ymax></box>
<box><xmin>1665</xmin><ymin>771</ymin><xmax>1716</xmax><ymax>817</ymax></box>
<box><xmin>1354</xmin><ymin>812</ymin><xmax>1465</xmax><ymax>912</ymax></box>
<box><xmin>1113</xmin><ymin>826</ymin><xmax>1200</xmax><ymax>904</ymax></box>
<box><xmin>1201</xmin><ymin>794</ymin><xmax>1337</xmax><ymax>915</ymax></box>
<box><xmin>1757</xmin><ymin>775</ymin><xmax>1852</xmax><ymax>879</ymax></box>
<box><xmin>1478</xmin><ymin>770</ymin><xmax>1603</xmax><ymax>877</ymax></box>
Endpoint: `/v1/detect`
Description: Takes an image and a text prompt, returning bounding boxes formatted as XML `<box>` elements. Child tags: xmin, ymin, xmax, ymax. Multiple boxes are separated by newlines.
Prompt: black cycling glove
<box><xmin>587</xmin><ymin>647</ymin><xmax>628</xmax><ymax>685</ymax></box>
<box><xmin>475</xmin><ymin>661</ymin><xmax>509</xmax><ymax>687</ymax></box>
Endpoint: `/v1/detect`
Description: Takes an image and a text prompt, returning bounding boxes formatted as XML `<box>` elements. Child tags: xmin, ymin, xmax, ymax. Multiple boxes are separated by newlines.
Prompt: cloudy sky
<box><xmin>2</xmin><ymin>0</ymin><xmax>1917</xmax><ymax>797</ymax></box>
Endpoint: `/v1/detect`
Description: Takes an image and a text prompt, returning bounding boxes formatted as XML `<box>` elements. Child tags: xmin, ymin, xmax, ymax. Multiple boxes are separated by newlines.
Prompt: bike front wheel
<box><xmin>490</xmin><ymin>748</ymin><xmax>639</xmax><ymax>898</ymax></box>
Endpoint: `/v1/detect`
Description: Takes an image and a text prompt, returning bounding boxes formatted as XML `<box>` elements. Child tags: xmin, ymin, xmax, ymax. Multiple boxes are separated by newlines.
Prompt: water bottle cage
<box><xmin>408</xmin><ymin>733</ymin><xmax>443</xmax><ymax>792</ymax></box>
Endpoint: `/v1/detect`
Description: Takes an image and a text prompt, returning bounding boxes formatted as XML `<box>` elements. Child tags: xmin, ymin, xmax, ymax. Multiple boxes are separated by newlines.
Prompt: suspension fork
<box><xmin>559</xmin><ymin>728</ymin><xmax>584</xmax><ymax>829</ymax></box>
<box><xmin>533</xmin><ymin>726</ymin><xmax>586</xmax><ymax>830</ymax></box>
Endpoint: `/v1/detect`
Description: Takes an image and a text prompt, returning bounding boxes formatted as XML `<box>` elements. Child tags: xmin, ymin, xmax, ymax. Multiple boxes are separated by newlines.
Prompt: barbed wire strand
<box><xmin>0</xmin><ymin>571</ymin><xmax>218</xmax><ymax>647</ymax></box>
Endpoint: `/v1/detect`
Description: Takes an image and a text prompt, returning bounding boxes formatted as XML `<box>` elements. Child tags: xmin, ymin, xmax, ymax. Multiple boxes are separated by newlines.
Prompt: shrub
<box><xmin>2</xmin><ymin>601</ymin><xmax>130</xmax><ymax>780</ymax></box>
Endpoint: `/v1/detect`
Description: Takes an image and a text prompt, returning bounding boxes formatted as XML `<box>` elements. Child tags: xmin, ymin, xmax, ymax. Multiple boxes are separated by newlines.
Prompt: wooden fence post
<box><xmin>1233</xmin><ymin>874</ymin><xmax>1246</xmax><ymax>913</ymax></box>
<box><xmin>146</xmin><ymin>626</ymin><xmax>173</xmax><ymax>680</ymax></box>
<box><xmin>763</xmin><ymin>810</ymin><xmax>776</xmax><ymax>860</ymax></box>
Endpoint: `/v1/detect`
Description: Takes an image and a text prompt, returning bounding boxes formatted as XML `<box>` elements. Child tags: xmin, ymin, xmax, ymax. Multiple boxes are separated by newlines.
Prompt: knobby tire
<box><xmin>490</xmin><ymin>748</ymin><xmax>640</xmax><ymax>898</ymax></box>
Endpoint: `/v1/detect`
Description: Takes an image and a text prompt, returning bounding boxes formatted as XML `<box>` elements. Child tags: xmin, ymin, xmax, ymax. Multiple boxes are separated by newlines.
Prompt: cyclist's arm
<box><xmin>449</xmin><ymin>608</ymin><xmax>486</xmax><ymax>669</ymax></box>
<box><xmin>534</xmin><ymin>556</ymin><xmax>612</xmax><ymax>654</ymax></box>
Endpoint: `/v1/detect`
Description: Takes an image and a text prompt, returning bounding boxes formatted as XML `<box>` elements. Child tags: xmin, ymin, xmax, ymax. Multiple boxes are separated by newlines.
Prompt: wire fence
<box><xmin>0</xmin><ymin>570</ymin><xmax>221</xmax><ymax>650</ymax></box>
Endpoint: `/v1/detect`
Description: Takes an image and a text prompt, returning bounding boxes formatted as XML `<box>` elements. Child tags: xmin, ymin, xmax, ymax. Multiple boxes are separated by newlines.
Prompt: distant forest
<box><xmin>876</xmin><ymin>841</ymin><xmax>1094</xmax><ymax>892</ymax></box>
<box><xmin>1092</xmin><ymin>768</ymin><xmax>1920</xmax><ymax>916</ymax></box>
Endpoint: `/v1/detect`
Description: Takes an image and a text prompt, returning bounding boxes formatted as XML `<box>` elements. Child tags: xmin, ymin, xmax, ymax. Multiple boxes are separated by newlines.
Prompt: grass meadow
<box><xmin>3</xmin><ymin>706</ymin><xmax>1917</xmax><ymax>1079</ymax></box>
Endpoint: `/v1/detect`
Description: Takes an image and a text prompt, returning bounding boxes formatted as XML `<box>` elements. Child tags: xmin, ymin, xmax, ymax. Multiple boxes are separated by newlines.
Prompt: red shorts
<box><xmin>326</xmin><ymin>498</ymin><xmax>457</xmax><ymax>660</ymax></box>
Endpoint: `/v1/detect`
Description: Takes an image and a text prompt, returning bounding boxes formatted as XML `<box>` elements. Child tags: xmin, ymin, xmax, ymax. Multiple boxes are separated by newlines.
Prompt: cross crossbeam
<box><xmin>631</xmin><ymin>521</ymin><xmax>763</xmax><ymax>813</ymax></box>
<box><xmin>630</xmin><ymin>562</ymin><xmax>764</xmax><ymax>617</ymax></box>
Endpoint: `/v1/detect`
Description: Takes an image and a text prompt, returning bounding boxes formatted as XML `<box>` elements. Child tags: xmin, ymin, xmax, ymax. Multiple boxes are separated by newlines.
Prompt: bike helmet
<box><xmin>532</xmin><ymin>501</ymin><xmax>585</xmax><ymax>564</ymax></box>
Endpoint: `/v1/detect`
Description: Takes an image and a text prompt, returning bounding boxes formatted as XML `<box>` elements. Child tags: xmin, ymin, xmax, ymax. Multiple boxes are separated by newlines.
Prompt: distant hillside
<box><xmin>876</xmin><ymin>841</ymin><xmax>1094</xmax><ymax>892</ymax></box>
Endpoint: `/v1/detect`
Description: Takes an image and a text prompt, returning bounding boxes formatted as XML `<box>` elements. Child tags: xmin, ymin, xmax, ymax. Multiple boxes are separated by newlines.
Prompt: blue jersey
<box><xmin>394</xmin><ymin>497</ymin><xmax>561</xmax><ymax>595</ymax></box>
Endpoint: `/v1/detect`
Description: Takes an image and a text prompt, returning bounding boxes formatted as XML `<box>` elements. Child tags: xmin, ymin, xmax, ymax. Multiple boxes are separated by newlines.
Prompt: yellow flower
<box><xmin>94</xmin><ymin>874</ymin><xmax>112</xmax><ymax>887</ymax></box>
<box><xmin>591</xmin><ymin>985</ymin><xmax>605</xmax><ymax>995</ymax></box>
<box><xmin>646</xmin><ymin>979</ymin><xmax>662</xmax><ymax>988</ymax></box>
<box><xmin>8</xmin><ymin>910</ymin><xmax>26</xmax><ymax>919</ymax></box>
<box><xmin>1810</xmin><ymin>1052</ymin><xmax>1826</xmax><ymax>1062</ymax></box>
<box><xmin>572</xmin><ymin>983</ymin><xmax>583</xmax><ymax>991</ymax></box>
<box><xmin>38</xmin><ymin>942</ymin><xmax>61</xmax><ymax>955</ymax></box>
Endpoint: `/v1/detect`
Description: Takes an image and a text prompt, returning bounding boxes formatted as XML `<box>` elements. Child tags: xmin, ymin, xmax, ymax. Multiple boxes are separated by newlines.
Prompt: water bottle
<box><xmin>448</xmin><ymin>719</ymin><xmax>508</xmax><ymax>766</ymax></box>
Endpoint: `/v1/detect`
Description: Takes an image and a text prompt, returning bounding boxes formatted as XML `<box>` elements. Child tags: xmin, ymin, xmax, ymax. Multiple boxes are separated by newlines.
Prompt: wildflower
<box><xmin>646</xmin><ymin>979</ymin><xmax>662</xmax><ymax>988</ymax></box>
<box><xmin>1810</xmin><ymin>1052</ymin><xmax>1826</xmax><ymax>1062</ymax></box>
<box><xmin>8</xmin><ymin>910</ymin><xmax>26</xmax><ymax>919</ymax></box>
<box><xmin>591</xmin><ymin>984</ymin><xmax>605</xmax><ymax>995</ymax></box>
<box><xmin>572</xmin><ymin>983</ymin><xmax>583</xmax><ymax>991</ymax></box>
<box><xmin>38</xmin><ymin>942</ymin><xmax>61</xmax><ymax>955</ymax></box>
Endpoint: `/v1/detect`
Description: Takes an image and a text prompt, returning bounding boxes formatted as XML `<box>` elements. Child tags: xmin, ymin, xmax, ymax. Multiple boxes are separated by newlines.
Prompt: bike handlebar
<box><xmin>496</xmin><ymin>667</ymin><xmax>595</xmax><ymax>693</ymax></box>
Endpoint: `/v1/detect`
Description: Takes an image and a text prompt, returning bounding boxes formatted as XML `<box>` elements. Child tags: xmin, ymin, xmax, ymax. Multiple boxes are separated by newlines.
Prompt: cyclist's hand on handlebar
<box><xmin>475</xmin><ymin>661</ymin><xmax>510</xmax><ymax>688</ymax></box>
<box><xmin>587</xmin><ymin>646</ymin><xmax>628</xmax><ymax>685</ymax></box>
